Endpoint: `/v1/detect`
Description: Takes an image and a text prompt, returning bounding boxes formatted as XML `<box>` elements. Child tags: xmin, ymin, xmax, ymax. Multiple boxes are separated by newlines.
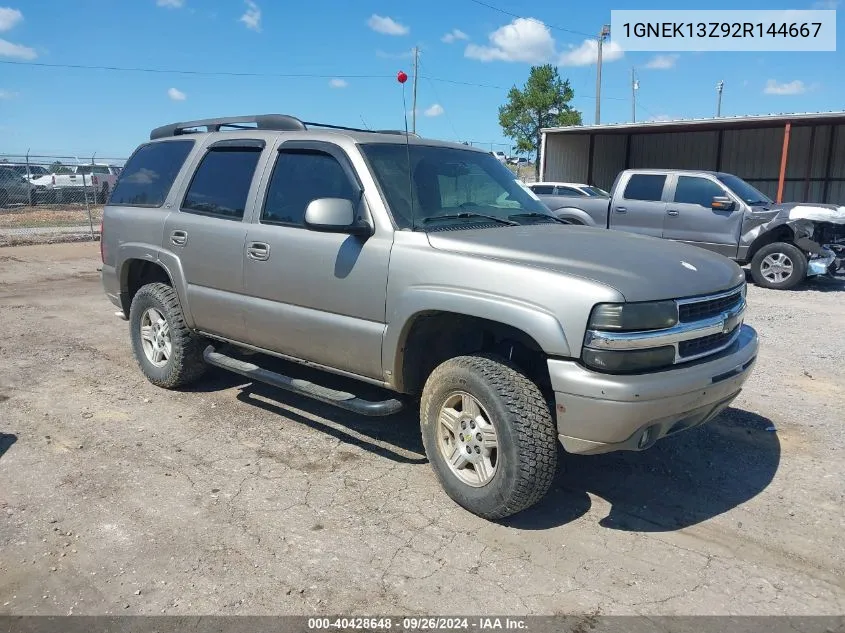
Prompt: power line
<box><xmin>465</xmin><ymin>0</ymin><xmax>594</xmax><ymax>38</ymax></box>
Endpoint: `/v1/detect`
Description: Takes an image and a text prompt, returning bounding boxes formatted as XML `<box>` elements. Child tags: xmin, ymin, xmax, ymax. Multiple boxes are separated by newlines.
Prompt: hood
<box><xmin>426</xmin><ymin>224</ymin><xmax>745</xmax><ymax>302</ymax></box>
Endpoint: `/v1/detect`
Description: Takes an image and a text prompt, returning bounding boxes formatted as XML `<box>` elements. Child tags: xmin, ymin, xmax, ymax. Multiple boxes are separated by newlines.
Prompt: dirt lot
<box><xmin>0</xmin><ymin>243</ymin><xmax>843</xmax><ymax>616</ymax></box>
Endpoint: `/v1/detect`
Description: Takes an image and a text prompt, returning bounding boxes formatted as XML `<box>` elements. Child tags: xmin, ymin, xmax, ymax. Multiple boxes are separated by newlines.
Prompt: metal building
<box><xmin>539</xmin><ymin>112</ymin><xmax>845</xmax><ymax>205</ymax></box>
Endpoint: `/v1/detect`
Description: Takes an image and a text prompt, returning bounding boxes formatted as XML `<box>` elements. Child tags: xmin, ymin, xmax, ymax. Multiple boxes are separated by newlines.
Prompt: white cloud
<box><xmin>763</xmin><ymin>79</ymin><xmax>806</xmax><ymax>95</ymax></box>
<box><xmin>441</xmin><ymin>28</ymin><xmax>468</xmax><ymax>44</ymax></box>
<box><xmin>239</xmin><ymin>0</ymin><xmax>261</xmax><ymax>31</ymax></box>
<box><xmin>329</xmin><ymin>78</ymin><xmax>348</xmax><ymax>88</ymax></box>
<box><xmin>559</xmin><ymin>38</ymin><xmax>623</xmax><ymax>66</ymax></box>
<box><xmin>465</xmin><ymin>18</ymin><xmax>556</xmax><ymax>63</ymax></box>
<box><xmin>644</xmin><ymin>54</ymin><xmax>678</xmax><ymax>70</ymax></box>
<box><xmin>0</xmin><ymin>88</ymin><xmax>18</xmax><ymax>99</ymax></box>
<box><xmin>367</xmin><ymin>14</ymin><xmax>409</xmax><ymax>36</ymax></box>
<box><xmin>0</xmin><ymin>7</ymin><xmax>22</xmax><ymax>31</ymax></box>
<box><xmin>156</xmin><ymin>0</ymin><xmax>184</xmax><ymax>8</ymax></box>
<box><xmin>167</xmin><ymin>87</ymin><xmax>187</xmax><ymax>101</ymax></box>
<box><xmin>0</xmin><ymin>38</ymin><xmax>36</xmax><ymax>59</ymax></box>
<box><xmin>424</xmin><ymin>103</ymin><xmax>444</xmax><ymax>117</ymax></box>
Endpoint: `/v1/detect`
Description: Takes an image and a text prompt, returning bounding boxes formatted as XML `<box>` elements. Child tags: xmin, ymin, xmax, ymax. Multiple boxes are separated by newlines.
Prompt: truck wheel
<box><xmin>129</xmin><ymin>282</ymin><xmax>206</xmax><ymax>388</ymax></box>
<box><xmin>750</xmin><ymin>242</ymin><xmax>807</xmax><ymax>290</ymax></box>
<box><xmin>420</xmin><ymin>354</ymin><xmax>558</xmax><ymax>520</ymax></box>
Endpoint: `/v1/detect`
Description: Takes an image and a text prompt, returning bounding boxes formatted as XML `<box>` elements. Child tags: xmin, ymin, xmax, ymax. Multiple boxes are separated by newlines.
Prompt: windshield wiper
<box><xmin>422</xmin><ymin>212</ymin><xmax>518</xmax><ymax>226</ymax></box>
<box><xmin>508</xmin><ymin>212</ymin><xmax>571</xmax><ymax>224</ymax></box>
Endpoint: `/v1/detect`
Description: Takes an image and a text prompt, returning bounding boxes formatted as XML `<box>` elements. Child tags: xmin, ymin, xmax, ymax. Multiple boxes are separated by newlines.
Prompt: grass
<box><xmin>0</xmin><ymin>204</ymin><xmax>104</xmax><ymax>229</ymax></box>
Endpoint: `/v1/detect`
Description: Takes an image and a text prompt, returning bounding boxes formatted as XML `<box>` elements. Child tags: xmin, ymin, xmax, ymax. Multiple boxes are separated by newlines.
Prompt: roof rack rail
<box><xmin>150</xmin><ymin>114</ymin><xmax>423</xmax><ymax>140</ymax></box>
<box><xmin>150</xmin><ymin>114</ymin><xmax>306</xmax><ymax>140</ymax></box>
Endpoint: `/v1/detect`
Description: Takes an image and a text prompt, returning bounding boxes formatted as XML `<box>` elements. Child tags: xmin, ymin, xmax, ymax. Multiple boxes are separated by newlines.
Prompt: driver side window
<box><xmin>674</xmin><ymin>176</ymin><xmax>727</xmax><ymax>208</ymax></box>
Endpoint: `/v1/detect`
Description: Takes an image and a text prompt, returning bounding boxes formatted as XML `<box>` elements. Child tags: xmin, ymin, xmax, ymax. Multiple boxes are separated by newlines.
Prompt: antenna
<box><xmin>359</xmin><ymin>115</ymin><xmax>370</xmax><ymax>130</ymax></box>
<box><xmin>397</xmin><ymin>70</ymin><xmax>416</xmax><ymax>231</ymax></box>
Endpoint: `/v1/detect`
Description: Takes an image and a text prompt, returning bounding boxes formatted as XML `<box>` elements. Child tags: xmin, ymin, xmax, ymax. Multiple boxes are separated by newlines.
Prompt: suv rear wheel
<box><xmin>750</xmin><ymin>242</ymin><xmax>807</xmax><ymax>290</ymax></box>
<box><xmin>129</xmin><ymin>282</ymin><xmax>206</xmax><ymax>388</ymax></box>
<box><xmin>420</xmin><ymin>354</ymin><xmax>558</xmax><ymax>520</ymax></box>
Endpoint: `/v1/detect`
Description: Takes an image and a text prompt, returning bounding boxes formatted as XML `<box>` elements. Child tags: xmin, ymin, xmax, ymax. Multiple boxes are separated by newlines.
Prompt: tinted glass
<box><xmin>555</xmin><ymin>186</ymin><xmax>581</xmax><ymax>196</ymax></box>
<box><xmin>674</xmin><ymin>176</ymin><xmax>726</xmax><ymax>207</ymax></box>
<box><xmin>361</xmin><ymin>144</ymin><xmax>548</xmax><ymax>230</ymax></box>
<box><xmin>531</xmin><ymin>185</ymin><xmax>554</xmax><ymax>194</ymax></box>
<box><xmin>623</xmin><ymin>174</ymin><xmax>666</xmax><ymax>201</ymax></box>
<box><xmin>262</xmin><ymin>150</ymin><xmax>356</xmax><ymax>226</ymax></box>
<box><xmin>716</xmin><ymin>173</ymin><xmax>772</xmax><ymax>205</ymax></box>
<box><xmin>110</xmin><ymin>140</ymin><xmax>194</xmax><ymax>207</ymax></box>
<box><xmin>182</xmin><ymin>148</ymin><xmax>261</xmax><ymax>220</ymax></box>
<box><xmin>584</xmin><ymin>186</ymin><xmax>609</xmax><ymax>197</ymax></box>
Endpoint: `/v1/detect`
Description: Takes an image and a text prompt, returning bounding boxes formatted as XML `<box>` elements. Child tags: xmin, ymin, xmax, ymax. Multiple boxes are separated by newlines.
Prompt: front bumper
<box><xmin>549</xmin><ymin>324</ymin><xmax>758</xmax><ymax>455</ymax></box>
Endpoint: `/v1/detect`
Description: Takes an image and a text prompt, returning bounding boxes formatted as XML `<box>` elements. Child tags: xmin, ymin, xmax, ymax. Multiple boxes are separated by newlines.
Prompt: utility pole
<box><xmin>716</xmin><ymin>80</ymin><xmax>724</xmax><ymax>118</ymax></box>
<box><xmin>631</xmin><ymin>67</ymin><xmax>639</xmax><ymax>122</ymax></box>
<box><xmin>411</xmin><ymin>47</ymin><xmax>419</xmax><ymax>134</ymax></box>
<box><xmin>594</xmin><ymin>24</ymin><xmax>610</xmax><ymax>125</ymax></box>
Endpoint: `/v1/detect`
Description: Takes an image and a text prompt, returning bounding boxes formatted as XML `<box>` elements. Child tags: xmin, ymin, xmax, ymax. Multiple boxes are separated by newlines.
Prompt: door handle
<box><xmin>667</xmin><ymin>209</ymin><xmax>680</xmax><ymax>216</ymax></box>
<box><xmin>170</xmin><ymin>230</ymin><xmax>188</xmax><ymax>246</ymax></box>
<box><xmin>246</xmin><ymin>242</ymin><xmax>270</xmax><ymax>261</ymax></box>
<box><xmin>615</xmin><ymin>207</ymin><xmax>627</xmax><ymax>213</ymax></box>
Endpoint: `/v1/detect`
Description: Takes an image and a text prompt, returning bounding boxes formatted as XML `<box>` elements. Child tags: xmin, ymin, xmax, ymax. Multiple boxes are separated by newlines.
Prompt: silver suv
<box><xmin>101</xmin><ymin>114</ymin><xmax>759</xmax><ymax>520</ymax></box>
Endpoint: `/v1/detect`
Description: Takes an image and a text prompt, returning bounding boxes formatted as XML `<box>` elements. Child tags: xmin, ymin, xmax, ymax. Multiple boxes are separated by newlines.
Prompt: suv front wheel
<box><xmin>420</xmin><ymin>354</ymin><xmax>558</xmax><ymax>520</ymax></box>
<box><xmin>129</xmin><ymin>282</ymin><xmax>207</xmax><ymax>388</ymax></box>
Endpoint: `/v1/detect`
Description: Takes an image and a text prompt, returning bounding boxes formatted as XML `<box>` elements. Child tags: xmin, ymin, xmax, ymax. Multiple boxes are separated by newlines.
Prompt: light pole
<box><xmin>595</xmin><ymin>24</ymin><xmax>610</xmax><ymax>125</ymax></box>
<box><xmin>631</xmin><ymin>67</ymin><xmax>639</xmax><ymax>122</ymax></box>
<box><xmin>716</xmin><ymin>80</ymin><xmax>724</xmax><ymax>118</ymax></box>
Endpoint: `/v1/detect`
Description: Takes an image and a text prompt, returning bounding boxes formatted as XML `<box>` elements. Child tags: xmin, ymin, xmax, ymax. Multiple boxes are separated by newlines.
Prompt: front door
<box><xmin>609</xmin><ymin>173</ymin><xmax>668</xmax><ymax>238</ymax></box>
<box><xmin>242</xmin><ymin>141</ymin><xmax>391</xmax><ymax>381</ymax></box>
<box><xmin>663</xmin><ymin>174</ymin><xmax>744</xmax><ymax>258</ymax></box>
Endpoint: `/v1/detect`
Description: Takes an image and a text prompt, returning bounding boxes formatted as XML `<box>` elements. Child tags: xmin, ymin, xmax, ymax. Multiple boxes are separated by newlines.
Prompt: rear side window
<box><xmin>261</xmin><ymin>150</ymin><xmax>356</xmax><ymax>226</ymax></box>
<box><xmin>673</xmin><ymin>176</ymin><xmax>726</xmax><ymax>207</ymax></box>
<box><xmin>182</xmin><ymin>148</ymin><xmax>262</xmax><ymax>220</ymax></box>
<box><xmin>110</xmin><ymin>140</ymin><xmax>194</xmax><ymax>207</ymax></box>
<box><xmin>531</xmin><ymin>185</ymin><xmax>554</xmax><ymax>194</ymax></box>
<box><xmin>623</xmin><ymin>174</ymin><xmax>666</xmax><ymax>202</ymax></box>
<box><xmin>556</xmin><ymin>186</ymin><xmax>581</xmax><ymax>196</ymax></box>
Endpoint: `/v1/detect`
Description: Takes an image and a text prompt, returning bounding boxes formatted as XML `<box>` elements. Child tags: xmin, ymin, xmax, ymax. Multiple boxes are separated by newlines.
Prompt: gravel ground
<box><xmin>0</xmin><ymin>243</ymin><xmax>843</xmax><ymax>616</ymax></box>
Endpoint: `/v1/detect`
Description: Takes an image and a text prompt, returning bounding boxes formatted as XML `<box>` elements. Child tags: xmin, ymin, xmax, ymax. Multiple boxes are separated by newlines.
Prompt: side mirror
<box><xmin>304</xmin><ymin>198</ymin><xmax>372</xmax><ymax>236</ymax></box>
<box><xmin>711</xmin><ymin>196</ymin><xmax>735</xmax><ymax>211</ymax></box>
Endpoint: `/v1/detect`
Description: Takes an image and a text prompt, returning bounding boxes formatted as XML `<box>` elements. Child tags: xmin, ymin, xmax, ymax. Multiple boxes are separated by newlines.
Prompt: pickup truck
<box><xmin>101</xmin><ymin>114</ymin><xmax>758</xmax><ymax>520</ymax></box>
<box><xmin>535</xmin><ymin>168</ymin><xmax>845</xmax><ymax>290</ymax></box>
<box><xmin>43</xmin><ymin>163</ymin><xmax>121</xmax><ymax>204</ymax></box>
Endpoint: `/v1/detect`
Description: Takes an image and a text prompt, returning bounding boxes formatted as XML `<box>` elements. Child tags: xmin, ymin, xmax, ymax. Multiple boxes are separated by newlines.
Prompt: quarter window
<box><xmin>623</xmin><ymin>174</ymin><xmax>667</xmax><ymax>202</ymax></box>
<box><xmin>110</xmin><ymin>140</ymin><xmax>195</xmax><ymax>207</ymax></box>
<box><xmin>261</xmin><ymin>150</ymin><xmax>356</xmax><ymax>226</ymax></box>
<box><xmin>182</xmin><ymin>147</ymin><xmax>262</xmax><ymax>220</ymax></box>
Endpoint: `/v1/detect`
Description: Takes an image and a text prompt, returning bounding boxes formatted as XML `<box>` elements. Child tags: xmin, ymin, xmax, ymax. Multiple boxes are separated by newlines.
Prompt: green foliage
<box><xmin>498</xmin><ymin>64</ymin><xmax>582</xmax><ymax>176</ymax></box>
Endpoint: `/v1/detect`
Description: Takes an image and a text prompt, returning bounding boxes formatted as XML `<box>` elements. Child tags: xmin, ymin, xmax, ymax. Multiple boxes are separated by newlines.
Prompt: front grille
<box><xmin>678</xmin><ymin>325</ymin><xmax>739</xmax><ymax>358</ymax></box>
<box><xmin>678</xmin><ymin>288</ymin><xmax>742</xmax><ymax>322</ymax></box>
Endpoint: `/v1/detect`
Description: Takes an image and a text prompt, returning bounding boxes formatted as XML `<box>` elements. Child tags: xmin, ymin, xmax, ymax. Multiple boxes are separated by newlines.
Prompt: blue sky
<box><xmin>0</xmin><ymin>0</ymin><xmax>842</xmax><ymax>159</ymax></box>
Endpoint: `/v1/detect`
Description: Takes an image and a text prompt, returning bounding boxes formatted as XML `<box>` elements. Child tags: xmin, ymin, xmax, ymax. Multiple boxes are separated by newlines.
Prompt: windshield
<box><xmin>717</xmin><ymin>173</ymin><xmax>772</xmax><ymax>205</ymax></box>
<box><xmin>360</xmin><ymin>143</ymin><xmax>552</xmax><ymax>230</ymax></box>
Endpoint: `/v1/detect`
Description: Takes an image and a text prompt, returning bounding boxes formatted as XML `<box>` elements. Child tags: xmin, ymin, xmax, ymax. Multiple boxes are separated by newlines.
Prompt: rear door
<box><xmin>662</xmin><ymin>174</ymin><xmax>743</xmax><ymax>258</ymax></box>
<box><xmin>162</xmin><ymin>138</ymin><xmax>268</xmax><ymax>341</ymax></box>
<box><xmin>609</xmin><ymin>173</ymin><xmax>668</xmax><ymax>237</ymax></box>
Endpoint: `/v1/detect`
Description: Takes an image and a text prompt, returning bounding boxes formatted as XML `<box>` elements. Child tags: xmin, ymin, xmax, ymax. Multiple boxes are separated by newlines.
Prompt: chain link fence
<box><xmin>0</xmin><ymin>153</ymin><xmax>126</xmax><ymax>246</ymax></box>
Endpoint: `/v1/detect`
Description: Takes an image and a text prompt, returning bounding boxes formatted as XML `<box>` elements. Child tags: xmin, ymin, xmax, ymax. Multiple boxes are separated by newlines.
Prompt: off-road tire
<box><xmin>129</xmin><ymin>282</ymin><xmax>206</xmax><ymax>388</ymax></box>
<box><xmin>750</xmin><ymin>242</ymin><xmax>807</xmax><ymax>290</ymax></box>
<box><xmin>420</xmin><ymin>354</ymin><xmax>558</xmax><ymax>520</ymax></box>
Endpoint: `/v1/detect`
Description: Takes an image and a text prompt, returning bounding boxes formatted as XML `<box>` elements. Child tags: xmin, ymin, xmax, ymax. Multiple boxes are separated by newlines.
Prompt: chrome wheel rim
<box><xmin>139</xmin><ymin>307</ymin><xmax>171</xmax><ymax>367</ymax></box>
<box><xmin>436</xmin><ymin>391</ymin><xmax>498</xmax><ymax>488</ymax></box>
<box><xmin>761</xmin><ymin>253</ymin><xmax>794</xmax><ymax>283</ymax></box>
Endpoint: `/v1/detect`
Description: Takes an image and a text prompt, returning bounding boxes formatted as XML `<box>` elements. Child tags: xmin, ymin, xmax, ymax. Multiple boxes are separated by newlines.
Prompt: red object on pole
<box><xmin>396</xmin><ymin>70</ymin><xmax>408</xmax><ymax>84</ymax></box>
<box><xmin>777</xmin><ymin>122</ymin><xmax>792</xmax><ymax>203</ymax></box>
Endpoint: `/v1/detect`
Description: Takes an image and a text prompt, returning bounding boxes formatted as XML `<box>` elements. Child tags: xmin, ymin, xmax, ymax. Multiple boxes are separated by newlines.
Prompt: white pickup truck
<box><xmin>42</xmin><ymin>163</ymin><xmax>122</xmax><ymax>204</ymax></box>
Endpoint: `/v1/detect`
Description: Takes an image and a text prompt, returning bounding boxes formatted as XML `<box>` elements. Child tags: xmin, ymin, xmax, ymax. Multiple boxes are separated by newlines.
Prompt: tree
<box><xmin>498</xmin><ymin>64</ymin><xmax>582</xmax><ymax>179</ymax></box>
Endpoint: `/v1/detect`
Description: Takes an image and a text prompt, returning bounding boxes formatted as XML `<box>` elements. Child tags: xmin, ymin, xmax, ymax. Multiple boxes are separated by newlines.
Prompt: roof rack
<box><xmin>150</xmin><ymin>114</ymin><xmax>422</xmax><ymax>140</ymax></box>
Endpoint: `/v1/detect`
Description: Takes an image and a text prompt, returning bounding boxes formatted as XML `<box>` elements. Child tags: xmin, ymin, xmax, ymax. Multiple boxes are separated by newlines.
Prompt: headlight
<box><xmin>582</xmin><ymin>346</ymin><xmax>676</xmax><ymax>373</ymax></box>
<box><xmin>588</xmin><ymin>301</ymin><xmax>678</xmax><ymax>331</ymax></box>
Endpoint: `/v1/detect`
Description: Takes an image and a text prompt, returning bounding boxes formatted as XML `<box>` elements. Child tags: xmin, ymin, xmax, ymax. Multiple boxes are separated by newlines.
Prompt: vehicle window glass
<box><xmin>716</xmin><ymin>173</ymin><xmax>772</xmax><ymax>205</ymax></box>
<box><xmin>110</xmin><ymin>140</ymin><xmax>195</xmax><ymax>207</ymax></box>
<box><xmin>674</xmin><ymin>176</ymin><xmax>726</xmax><ymax>207</ymax></box>
<box><xmin>182</xmin><ymin>148</ymin><xmax>261</xmax><ymax>220</ymax></box>
<box><xmin>623</xmin><ymin>174</ymin><xmax>666</xmax><ymax>201</ymax></box>
<box><xmin>262</xmin><ymin>150</ymin><xmax>356</xmax><ymax>226</ymax></box>
<box><xmin>360</xmin><ymin>143</ymin><xmax>548</xmax><ymax>230</ymax></box>
<box><xmin>555</xmin><ymin>187</ymin><xmax>580</xmax><ymax>196</ymax></box>
<box><xmin>531</xmin><ymin>185</ymin><xmax>554</xmax><ymax>194</ymax></box>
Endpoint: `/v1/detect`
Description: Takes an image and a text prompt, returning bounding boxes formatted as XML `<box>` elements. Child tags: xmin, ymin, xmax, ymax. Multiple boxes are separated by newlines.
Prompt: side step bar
<box><xmin>203</xmin><ymin>346</ymin><xmax>404</xmax><ymax>417</ymax></box>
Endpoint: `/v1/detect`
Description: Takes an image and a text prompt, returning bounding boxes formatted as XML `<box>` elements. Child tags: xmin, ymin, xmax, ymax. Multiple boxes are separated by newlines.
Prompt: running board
<box><xmin>202</xmin><ymin>346</ymin><xmax>404</xmax><ymax>417</ymax></box>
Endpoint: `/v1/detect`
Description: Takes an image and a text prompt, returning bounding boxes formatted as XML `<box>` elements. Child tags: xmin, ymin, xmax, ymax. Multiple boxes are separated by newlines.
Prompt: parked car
<box><xmin>535</xmin><ymin>168</ymin><xmax>845</xmax><ymax>289</ymax></box>
<box><xmin>492</xmin><ymin>151</ymin><xmax>507</xmax><ymax>163</ymax></box>
<box><xmin>530</xmin><ymin>181</ymin><xmax>609</xmax><ymax>198</ymax></box>
<box><xmin>0</xmin><ymin>167</ymin><xmax>41</xmax><ymax>207</ymax></box>
<box><xmin>101</xmin><ymin>114</ymin><xmax>758</xmax><ymax>520</ymax></box>
<box><xmin>47</xmin><ymin>163</ymin><xmax>121</xmax><ymax>204</ymax></box>
<box><xmin>4</xmin><ymin>163</ymin><xmax>52</xmax><ymax>183</ymax></box>
<box><xmin>508</xmin><ymin>156</ymin><xmax>530</xmax><ymax>166</ymax></box>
